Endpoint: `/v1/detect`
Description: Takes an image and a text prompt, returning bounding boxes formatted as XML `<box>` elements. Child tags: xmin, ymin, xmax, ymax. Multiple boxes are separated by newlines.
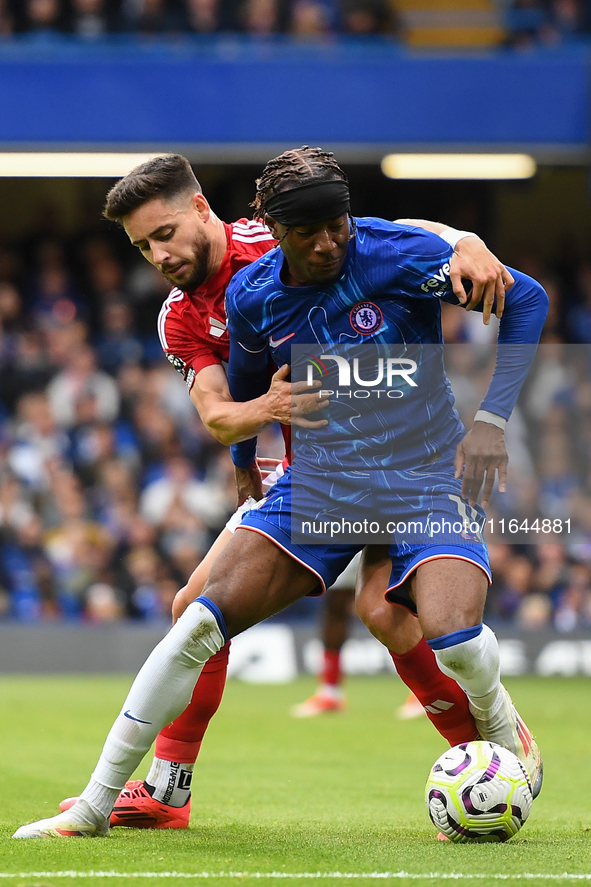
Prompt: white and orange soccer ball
<box><xmin>425</xmin><ymin>740</ymin><xmax>533</xmax><ymax>843</ymax></box>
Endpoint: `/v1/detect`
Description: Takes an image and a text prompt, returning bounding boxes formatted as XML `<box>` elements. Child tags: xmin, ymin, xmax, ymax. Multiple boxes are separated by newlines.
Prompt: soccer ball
<box><xmin>425</xmin><ymin>740</ymin><xmax>533</xmax><ymax>843</ymax></box>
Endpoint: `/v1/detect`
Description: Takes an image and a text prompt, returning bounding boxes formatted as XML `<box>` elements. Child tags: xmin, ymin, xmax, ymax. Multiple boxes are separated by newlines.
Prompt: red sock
<box><xmin>390</xmin><ymin>637</ymin><xmax>478</xmax><ymax>746</ymax></box>
<box><xmin>321</xmin><ymin>648</ymin><xmax>342</xmax><ymax>687</ymax></box>
<box><xmin>154</xmin><ymin>642</ymin><xmax>230</xmax><ymax>764</ymax></box>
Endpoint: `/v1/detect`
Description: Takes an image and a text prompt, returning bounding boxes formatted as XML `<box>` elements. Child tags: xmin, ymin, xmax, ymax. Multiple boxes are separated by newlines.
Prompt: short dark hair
<box><xmin>251</xmin><ymin>146</ymin><xmax>348</xmax><ymax>221</ymax></box>
<box><xmin>103</xmin><ymin>154</ymin><xmax>202</xmax><ymax>223</ymax></box>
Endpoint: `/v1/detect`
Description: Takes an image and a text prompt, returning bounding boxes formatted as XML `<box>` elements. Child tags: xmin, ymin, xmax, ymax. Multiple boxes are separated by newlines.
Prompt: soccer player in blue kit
<box><xmin>13</xmin><ymin>146</ymin><xmax>547</xmax><ymax>839</ymax></box>
<box><xmin>221</xmin><ymin>146</ymin><xmax>547</xmax><ymax>796</ymax></box>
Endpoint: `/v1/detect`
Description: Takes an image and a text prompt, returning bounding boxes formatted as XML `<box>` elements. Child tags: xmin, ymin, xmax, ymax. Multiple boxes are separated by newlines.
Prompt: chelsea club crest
<box><xmin>350</xmin><ymin>301</ymin><xmax>383</xmax><ymax>335</ymax></box>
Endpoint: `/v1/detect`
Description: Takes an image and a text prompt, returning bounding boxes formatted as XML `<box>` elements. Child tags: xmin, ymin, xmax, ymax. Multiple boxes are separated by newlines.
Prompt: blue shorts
<box><xmin>238</xmin><ymin>476</ymin><xmax>362</xmax><ymax>594</ymax></box>
<box><xmin>239</xmin><ymin>464</ymin><xmax>491</xmax><ymax>600</ymax></box>
<box><xmin>385</xmin><ymin>542</ymin><xmax>491</xmax><ymax>614</ymax></box>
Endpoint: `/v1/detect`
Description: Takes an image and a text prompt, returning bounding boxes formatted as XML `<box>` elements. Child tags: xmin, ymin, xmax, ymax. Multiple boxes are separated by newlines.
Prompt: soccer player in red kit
<box><xmin>55</xmin><ymin>154</ymin><xmax>512</xmax><ymax>834</ymax></box>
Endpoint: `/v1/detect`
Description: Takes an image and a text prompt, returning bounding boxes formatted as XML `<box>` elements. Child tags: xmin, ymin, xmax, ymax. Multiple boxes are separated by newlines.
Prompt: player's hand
<box><xmin>256</xmin><ymin>456</ymin><xmax>282</xmax><ymax>482</ymax></box>
<box><xmin>450</xmin><ymin>237</ymin><xmax>514</xmax><ymax>325</ymax></box>
<box><xmin>266</xmin><ymin>364</ymin><xmax>330</xmax><ymax>428</ymax></box>
<box><xmin>454</xmin><ymin>421</ymin><xmax>508</xmax><ymax>508</ymax></box>
<box><xmin>235</xmin><ymin>462</ymin><xmax>263</xmax><ymax>506</ymax></box>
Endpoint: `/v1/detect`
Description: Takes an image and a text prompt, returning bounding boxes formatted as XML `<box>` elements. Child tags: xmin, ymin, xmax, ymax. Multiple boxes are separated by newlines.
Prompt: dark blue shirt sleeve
<box><xmin>468</xmin><ymin>268</ymin><xmax>549</xmax><ymax>419</ymax></box>
<box><xmin>225</xmin><ymin>279</ymin><xmax>270</xmax><ymax>468</ymax></box>
<box><xmin>227</xmin><ymin>340</ymin><xmax>270</xmax><ymax>468</ymax></box>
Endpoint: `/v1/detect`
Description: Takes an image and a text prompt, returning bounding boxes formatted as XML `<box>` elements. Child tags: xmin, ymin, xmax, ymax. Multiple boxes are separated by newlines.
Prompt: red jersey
<box><xmin>158</xmin><ymin>219</ymin><xmax>275</xmax><ymax>389</ymax></box>
<box><xmin>158</xmin><ymin>218</ymin><xmax>290</xmax><ymax>462</ymax></box>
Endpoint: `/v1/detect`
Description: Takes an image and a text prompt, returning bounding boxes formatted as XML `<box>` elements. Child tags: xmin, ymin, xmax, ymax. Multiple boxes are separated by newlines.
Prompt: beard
<box><xmin>163</xmin><ymin>237</ymin><xmax>212</xmax><ymax>292</ymax></box>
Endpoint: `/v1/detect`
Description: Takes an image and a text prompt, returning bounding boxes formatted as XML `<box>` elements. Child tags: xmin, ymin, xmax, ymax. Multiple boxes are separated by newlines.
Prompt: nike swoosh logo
<box><xmin>123</xmin><ymin>710</ymin><xmax>152</xmax><ymax>724</ymax></box>
<box><xmin>269</xmin><ymin>333</ymin><xmax>295</xmax><ymax>348</ymax></box>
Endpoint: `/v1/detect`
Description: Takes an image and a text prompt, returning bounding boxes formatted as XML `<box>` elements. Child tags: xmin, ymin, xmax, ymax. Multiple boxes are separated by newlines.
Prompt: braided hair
<box><xmin>251</xmin><ymin>146</ymin><xmax>348</xmax><ymax>222</ymax></box>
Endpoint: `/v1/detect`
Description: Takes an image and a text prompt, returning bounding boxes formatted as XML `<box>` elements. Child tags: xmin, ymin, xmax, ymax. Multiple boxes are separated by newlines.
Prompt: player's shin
<box><xmin>145</xmin><ymin>641</ymin><xmax>230</xmax><ymax>807</ymax></box>
<box><xmin>428</xmin><ymin>623</ymin><xmax>501</xmax><ymax>712</ymax></box>
<box><xmin>390</xmin><ymin>637</ymin><xmax>478</xmax><ymax>746</ymax></box>
<box><xmin>82</xmin><ymin>598</ymin><xmax>227</xmax><ymax>819</ymax></box>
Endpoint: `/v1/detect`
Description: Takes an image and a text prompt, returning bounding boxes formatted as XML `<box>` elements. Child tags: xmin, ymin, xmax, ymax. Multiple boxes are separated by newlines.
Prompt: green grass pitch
<box><xmin>0</xmin><ymin>674</ymin><xmax>590</xmax><ymax>886</ymax></box>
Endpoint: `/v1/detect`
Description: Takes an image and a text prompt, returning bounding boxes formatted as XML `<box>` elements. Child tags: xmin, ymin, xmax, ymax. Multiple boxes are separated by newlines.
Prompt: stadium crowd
<box><xmin>0</xmin><ymin>0</ymin><xmax>590</xmax><ymax>44</ymax></box>
<box><xmin>0</xmin><ymin>198</ymin><xmax>589</xmax><ymax>630</ymax></box>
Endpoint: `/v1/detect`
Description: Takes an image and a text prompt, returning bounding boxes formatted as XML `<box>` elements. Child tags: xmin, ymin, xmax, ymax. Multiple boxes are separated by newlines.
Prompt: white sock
<box><xmin>80</xmin><ymin>600</ymin><xmax>225</xmax><ymax>813</ymax></box>
<box><xmin>431</xmin><ymin>623</ymin><xmax>502</xmax><ymax>714</ymax></box>
<box><xmin>317</xmin><ymin>684</ymin><xmax>344</xmax><ymax>700</ymax></box>
<box><xmin>78</xmin><ymin>782</ymin><xmax>120</xmax><ymax>821</ymax></box>
<box><xmin>145</xmin><ymin>759</ymin><xmax>194</xmax><ymax>807</ymax></box>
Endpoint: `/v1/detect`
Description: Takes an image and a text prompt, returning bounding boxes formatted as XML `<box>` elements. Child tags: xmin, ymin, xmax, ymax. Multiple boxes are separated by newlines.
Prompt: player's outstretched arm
<box><xmin>189</xmin><ymin>363</ymin><xmax>329</xmax><ymax>446</ymax></box>
<box><xmin>395</xmin><ymin>218</ymin><xmax>513</xmax><ymax>324</ymax></box>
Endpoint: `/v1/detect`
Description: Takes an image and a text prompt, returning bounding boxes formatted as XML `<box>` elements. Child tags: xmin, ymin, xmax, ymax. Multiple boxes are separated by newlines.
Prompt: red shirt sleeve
<box><xmin>159</xmin><ymin>293</ymin><xmax>227</xmax><ymax>392</ymax></box>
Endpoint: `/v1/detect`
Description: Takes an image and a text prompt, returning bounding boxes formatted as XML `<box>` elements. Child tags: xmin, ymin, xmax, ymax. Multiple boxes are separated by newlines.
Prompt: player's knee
<box><xmin>435</xmin><ymin>645</ymin><xmax>480</xmax><ymax>682</ymax></box>
<box><xmin>165</xmin><ymin>600</ymin><xmax>226</xmax><ymax>668</ymax></box>
<box><xmin>356</xmin><ymin>596</ymin><xmax>391</xmax><ymax>645</ymax></box>
<box><xmin>432</xmin><ymin>624</ymin><xmax>497</xmax><ymax>682</ymax></box>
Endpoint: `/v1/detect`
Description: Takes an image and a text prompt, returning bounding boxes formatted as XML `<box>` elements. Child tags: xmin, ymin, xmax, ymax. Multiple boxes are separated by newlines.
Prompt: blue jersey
<box><xmin>225</xmin><ymin>218</ymin><xmax>548</xmax><ymax>471</ymax></box>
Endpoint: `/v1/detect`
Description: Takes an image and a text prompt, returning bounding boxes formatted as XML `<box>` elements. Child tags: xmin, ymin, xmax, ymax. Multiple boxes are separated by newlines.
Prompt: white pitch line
<box><xmin>0</xmin><ymin>874</ymin><xmax>591</xmax><ymax>881</ymax></box>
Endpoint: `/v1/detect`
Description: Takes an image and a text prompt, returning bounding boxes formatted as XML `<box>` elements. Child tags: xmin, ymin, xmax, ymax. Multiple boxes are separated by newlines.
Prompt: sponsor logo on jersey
<box><xmin>350</xmin><ymin>302</ymin><xmax>383</xmax><ymax>335</ymax></box>
<box><xmin>420</xmin><ymin>262</ymin><xmax>451</xmax><ymax>294</ymax></box>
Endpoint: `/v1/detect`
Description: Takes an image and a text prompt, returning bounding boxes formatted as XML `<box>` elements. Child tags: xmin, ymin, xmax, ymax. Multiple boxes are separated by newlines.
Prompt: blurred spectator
<box><xmin>69</xmin><ymin>0</ymin><xmax>114</xmax><ymax>37</ymax></box>
<box><xmin>495</xmin><ymin>554</ymin><xmax>534</xmax><ymax>622</ymax></box>
<box><xmin>0</xmin><ymin>330</ymin><xmax>54</xmax><ymax>412</ymax></box>
<box><xmin>26</xmin><ymin>238</ymin><xmax>83</xmax><ymax>330</ymax></box>
<box><xmin>185</xmin><ymin>0</ymin><xmax>220</xmax><ymax>32</ymax></box>
<box><xmin>552</xmin><ymin>0</ymin><xmax>584</xmax><ymax>39</ymax></box>
<box><xmin>0</xmin><ymin>0</ymin><xmax>14</xmax><ymax>35</ymax></box>
<box><xmin>47</xmin><ymin>344</ymin><xmax>120</xmax><ymax>428</ymax></box>
<box><xmin>139</xmin><ymin>454</ymin><xmax>227</xmax><ymax>531</ymax></box>
<box><xmin>290</xmin><ymin>0</ymin><xmax>332</xmax><ymax>36</ymax></box>
<box><xmin>121</xmin><ymin>0</ymin><xmax>186</xmax><ymax>32</ymax></box>
<box><xmin>0</xmin><ymin>514</ymin><xmax>59</xmax><ymax>620</ymax></box>
<box><xmin>340</xmin><ymin>0</ymin><xmax>392</xmax><ymax>35</ymax></box>
<box><xmin>8</xmin><ymin>391</ymin><xmax>69</xmax><ymax>492</ymax></box>
<box><xmin>242</xmin><ymin>0</ymin><xmax>280</xmax><ymax>34</ymax></box>
<box><xmin>132</xmin><ymin>396</ymin><xmax>180</xmax><ymax>467</ymax></box>
<box><xmin>84</xmin><ymin>581</ymin><xmax>125</xmax><ymax>621</ymax></box>
<box><xmin>0</xmin><ymin>283</ymin><xmax>28</xmax><ymax>392</ymax></box>
<box><xmin>506</xmin><ymin>0</ymin><xmax>589</xmax><ymax>47</ymax></box>
<box><xmin>0</xmin><ymin>471</ymin><xmax>35</xmax><ymax>533</ymax></box>
<box><xmin>45</xmin><ymin>320</ymin><xmax>89</xmax><ymax>371</ymax></box>
<box><xmin>506</xmin><ymin>0</ymin><xmax>550</xmax><ymax>48</ymax></box>
<box><xmin>95</xmin><ymin>301</ymin><xmax>143</xmax><ymax>373</ymax></box>
<box><xmin>22</xmin><ymin>0</ymin><xmax>66</xmax><ymax>36</ymax></box>
<box><xmin>537</xmin><ymin>429</ymin><xmax>578</xmax><ymax>519</ymax></box>
<box><xmin>533</xmin><ymin>543</ymin><xmax>569</xmax><ymax>596</ymax></box>
<box><xmin>553</xmin><ymin>562</ymin><xmax>591</xmax><ymax>630</ymax></box>
<box><xmin>44</xmin><ymin>508</ymin><xmax>114</xmax><ymax>616</ymax></box>
<box><xmin>125</xmin><ymin>543</ymin><xmax>168</xmax><ymax>619</ymax></box>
